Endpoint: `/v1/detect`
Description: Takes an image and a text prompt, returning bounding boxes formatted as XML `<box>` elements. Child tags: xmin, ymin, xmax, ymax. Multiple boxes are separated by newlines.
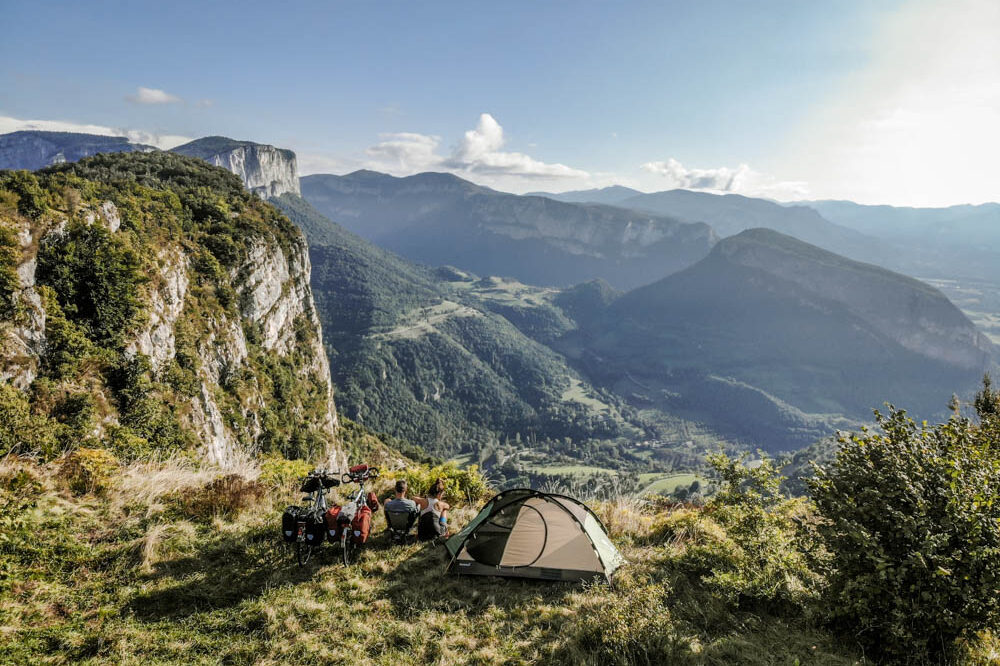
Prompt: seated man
<box><xmin>415</xmin><ymin>479</ymin><xmax>450</xmax><ymax>542</ymax></box>
<box><xmin>384</xmin><ymin>480</ymin><xmax>418</xmax><ymax>541</ymax></box>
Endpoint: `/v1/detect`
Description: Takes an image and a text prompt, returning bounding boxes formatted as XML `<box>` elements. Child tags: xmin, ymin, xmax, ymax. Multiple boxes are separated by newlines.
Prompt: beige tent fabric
<box><xmin>498</xmin><ymin>504</ymin><xmax>546</xmax><ymax>566</ymax></box>
<box><xmin>498</xmin><ymin>497</ymin><xmax>602</xmax><ymax>571</ymax></box>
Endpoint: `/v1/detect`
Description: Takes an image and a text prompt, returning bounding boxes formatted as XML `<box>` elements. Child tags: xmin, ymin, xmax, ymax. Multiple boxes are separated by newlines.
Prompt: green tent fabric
<box><xmin>445</xmin><ymin>489</ymin><xmax>626</xmax><ymax>583</ymax></box>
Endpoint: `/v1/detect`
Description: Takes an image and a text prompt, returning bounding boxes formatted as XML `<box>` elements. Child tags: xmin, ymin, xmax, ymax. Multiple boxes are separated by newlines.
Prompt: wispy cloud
<box><xmin>126</xmin><ymin>86</ymin><xmax>182</xmax><ymax>105</ymax></box>
<box><xmin>641</xmin><ymin>157</ymin><xmax>809</xmax><ymax>200</ymax></box>
<box><xmin>0</xmin><ymin>115</ymin><xmax>190</xmax><ymax>149</ymax></box>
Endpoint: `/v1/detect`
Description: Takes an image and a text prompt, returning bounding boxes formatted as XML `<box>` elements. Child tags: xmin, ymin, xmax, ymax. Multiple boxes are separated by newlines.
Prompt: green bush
<box><xmin>672</xmin><ymin>453</ymin><xmax>823</xmax><ymax>613</ymax></box>
<box><xmin>36</xmin><ymin>218</ymin><xmax>146</xmax><ymax>347</ymax></box>
<box><xmin>393</xmin><ymin>461</ymin><xmax>492</xmax><ymax>506</ymax></box>
<box><xmin>258</xmin><ymin>454</ymin><xmax>312</xmax><ymax>490</ymax></box>
<box><xmin>0</xmin><ymin>221</ymin><xmax>20</xmax><ymax>318</ymax></box>
<box><xmin>810</xmin><ymin>404</ymin><xmax>1000</xmax><ymax>661</ymax></box>
<box><xmin>0</xmin><ymin>384</ymin><xmax>58</xmax><ymax>458</ymax></box>
<box><xmin>60</xmin><ymin>447</ymin><xmax>119</xmax><ymax>495</ymax></box>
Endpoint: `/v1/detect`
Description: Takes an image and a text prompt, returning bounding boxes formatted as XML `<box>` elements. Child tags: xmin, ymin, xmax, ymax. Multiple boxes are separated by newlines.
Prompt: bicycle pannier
<box><xmin>351</xmin><ymin>505</ymin><xmax>373</xmax><ymax>544</ymax></box>
<box><xmin>325</xmin><ymin>504</ymin><xmax>343</xmax><ymax>539</ymax></box>
<box><xmin>305</xmin><ymin>512</ymin><xmax>326</xmax><ymax>545</ymax></box>
<box><xmin>282</xmin><ymin>505</ymin><xmax>308</xmax><ymax>543</ymax></box>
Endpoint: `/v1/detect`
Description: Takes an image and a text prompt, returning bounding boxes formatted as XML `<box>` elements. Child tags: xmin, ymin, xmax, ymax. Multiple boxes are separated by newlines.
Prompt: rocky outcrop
<box><xmin>0</xmin><ymin>156</ymin><xmax>342</xmax><ymax>470</ymax></box>
<box><xmin>0</xmin><ymin>131</ymin><xmax>154</xmax><ymax>171</ymax></box>
<box><xmin>171</xmin><ymin>137</ymin><xmax>300</xmax><ymax>199</ymax></box>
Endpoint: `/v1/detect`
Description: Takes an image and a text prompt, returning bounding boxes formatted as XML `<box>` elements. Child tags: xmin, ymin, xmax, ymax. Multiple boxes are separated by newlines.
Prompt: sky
<box><xmin>1</xmin><ymin>0</ymin><xmax>997</xmax><ymax>206</ymax></box>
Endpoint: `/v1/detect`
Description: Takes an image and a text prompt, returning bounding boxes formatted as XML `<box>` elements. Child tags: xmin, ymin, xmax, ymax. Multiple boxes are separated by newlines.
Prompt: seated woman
<box><xmin>414</xmin><ymin>478</ymin><xmax>450</xmax><ymax>541</ymax></box>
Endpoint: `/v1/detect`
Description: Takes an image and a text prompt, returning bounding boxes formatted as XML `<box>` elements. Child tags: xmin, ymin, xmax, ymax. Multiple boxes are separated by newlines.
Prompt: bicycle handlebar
<box><xmin>341</xmin><ymin>465</ymin><xmax>379</xmax><ymax>484</ymax></box>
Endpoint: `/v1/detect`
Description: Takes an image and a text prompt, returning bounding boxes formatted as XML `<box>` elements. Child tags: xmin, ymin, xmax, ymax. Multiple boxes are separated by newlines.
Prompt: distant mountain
<box><xmin>300</xmin><ymin>171</ymin><xmax>716</xmax><ymax>290</ymax></box>
<box><xmin>272</xmin><ymin>193</ymin><xmax>672</xmax><ymax>461</ymax></box>
<box><xmin>803</xmin><ymin>200</ymin><xmax>1000</xmax><ymax>249</ymax></box>
<box><xmin>527</xmin><ymin>185</ymin><xmax>642</xmax><ymax>205</ymax></box>
<box><xmin>795</xmin><ymin>200</ymin><xmax>1000</xmax><ymax>281</ymax></box>
<box><xmin>616</xmin><ymin>188</ymin><xmax>890</xmax><ymax>265</ymax></box>
<box><xmin>171</xmin><ymin>136</ymin><xmax>299</xmax><ymax>198</ymax></box>
<box><xmin>0</xmin><ymin>131</ymin><xmax>154</xmax><ymax>171</ymax></box>
<box><xmin>566</xmin><ymin>228</ymin><xmax>995</xmax><ymax>450</ymax></box>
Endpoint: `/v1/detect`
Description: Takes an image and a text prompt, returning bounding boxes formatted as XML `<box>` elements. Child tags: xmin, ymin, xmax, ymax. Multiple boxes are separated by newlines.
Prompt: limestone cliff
<box><xmin>0</xmin><ymin>153</ymin><xmax>341</xmax><ymax>468</ymax></box>
<box><xmin>171</xmin><ymin>137</ymin><xmax>300</xmax><ymax>199</ymax></box>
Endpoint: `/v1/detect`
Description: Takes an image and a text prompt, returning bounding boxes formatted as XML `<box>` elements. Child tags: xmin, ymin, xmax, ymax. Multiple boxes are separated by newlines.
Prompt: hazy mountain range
<box><xmin>2</xmin><ymin>129</ymin><xmax>997</xmax><ymax>462</ymax></box>
<box><xmin>301</xmin><ymin>171</ymin><xmax>716</xmax><ymax>290</ymax></box>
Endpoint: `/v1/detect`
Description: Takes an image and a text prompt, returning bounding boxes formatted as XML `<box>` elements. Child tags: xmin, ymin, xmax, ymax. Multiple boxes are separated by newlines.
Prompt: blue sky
<box><xmin>2</xmin><ymin>0</ymin><xmax>997</xmax><ymax>205</ymax></box>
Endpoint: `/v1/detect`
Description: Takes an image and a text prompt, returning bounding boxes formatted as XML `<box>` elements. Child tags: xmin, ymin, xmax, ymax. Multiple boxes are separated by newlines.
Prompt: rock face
<box><xmin>301</xmin><ymin>170</ymin><xmax>716</xmax><ymax>289</ymax></box>
<box><xmin>0</xmin><ymin>154</ymin><xmax>342</xmax><ymax>470</ymax></box>
<box><xmin>0</xmin><ymin>131</ymin><xmax>154</xmax><ymax>171</ymax></box>
<box><xmin>171</xmin><ymin>137</ymin><xmax>300</xmax><ymax>199</ymax></box>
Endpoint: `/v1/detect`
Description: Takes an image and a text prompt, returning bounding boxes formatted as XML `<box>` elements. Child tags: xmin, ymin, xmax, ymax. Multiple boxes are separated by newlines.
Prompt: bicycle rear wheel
<box><xmin>296</xmin><ymin>540</ymin><xmax>314</xmax><ymax>566</ymax></box>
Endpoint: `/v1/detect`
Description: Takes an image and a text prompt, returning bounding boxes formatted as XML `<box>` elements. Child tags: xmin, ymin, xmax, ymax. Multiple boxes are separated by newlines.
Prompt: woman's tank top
<box><xmin>421</xmin><ymin>496</ymin><xmax>440</xmax><ymax>516</ymax></box>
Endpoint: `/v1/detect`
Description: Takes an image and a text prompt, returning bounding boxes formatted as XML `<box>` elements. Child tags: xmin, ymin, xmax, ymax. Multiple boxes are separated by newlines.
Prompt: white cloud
<box><xmin>366</xmin><ymin>132</ymin><xmax>442</xmax><ymax>172</ymax></box>
<box><xmin>353</xmin><ymin>113</ymin><xmax>590</xmax><ymax>190</ymax></box>
<box><xmin>446</xmin><ymin>113</ymin><xmax>588</xmax><ymax>179</ymax></box>
<box><xmin>780</xmin><ymin>0</ymin><xmax>1000</xmax><ymax>206</ymax></box>
<box><xmin>126</xmin><ymin>86</ymin><xmax>183</xmax><ymax>105</ymax></box>
<box><xmin>641</xmin><ymin>157</ymin><xmax>809</xmax><ymax>200</ymax></box>
<box><xmin>0</xmin><ymin>115</ymin><xmax>190</xmax><ymax>149</ymax></box>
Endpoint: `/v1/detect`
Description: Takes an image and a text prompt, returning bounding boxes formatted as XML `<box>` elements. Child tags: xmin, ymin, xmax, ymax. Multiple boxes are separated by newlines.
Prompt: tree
<box><xmin>809</xmin><ymin>400</ymin><xmax>1000</xmax><ymax>661</ymax></box>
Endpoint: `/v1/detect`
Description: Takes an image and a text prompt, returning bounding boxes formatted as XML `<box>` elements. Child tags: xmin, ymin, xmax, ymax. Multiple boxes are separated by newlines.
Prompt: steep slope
<box><xmin>273</xmin><ymin>193</ymin><xmax>656</xmax><ymax>463</ymax></box>
<box><xmin>0</xmin><ymin>152</ymin><xmax>341</xmax><ymax>467</ymax></box>
<box><xmin>568</xmin><ymin>229</ymin><xmax>995</xmax><ymax>450</ymax></box>
<box><xmin>527</xmin><ymin>185</ymin><xmax>642</xmax><ymax>205</ymax></box>
<box><xmin>172</xmin><ymin>136</ymin><xmax>299</xmax><ymax>198</ymax></box>
<box><xmin>619</xmin><ymin>188</ymin><xmax>889</xmax><ymax>265</ymax></box>
<box><xmin>0</xmin><ymin>131</ymin><xmax>154</xmax><ymax>171</ymax></box>
<box><xmin>300</xmin><ymin>171</ymin><xmax>716</xmax><ymax>290</ymax></box>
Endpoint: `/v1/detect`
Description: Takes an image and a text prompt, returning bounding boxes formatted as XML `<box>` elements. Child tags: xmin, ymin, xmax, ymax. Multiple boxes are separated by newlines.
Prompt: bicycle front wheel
<box><xmin>341</xmin><ymin>532</ymin><xmax>356</xmax><ymax>567</ymax></box>
<box><xmin>297</xmin><ymin>540</ymin><xmax>314</xmax><ymax>566</ymax></box>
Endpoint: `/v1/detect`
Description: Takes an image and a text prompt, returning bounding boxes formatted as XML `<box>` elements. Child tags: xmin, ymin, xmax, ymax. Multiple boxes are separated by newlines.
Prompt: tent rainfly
<box><xmin>444</xmin><ymin>489</ymin><xmax>626</xmax><ymax>583</ymax></box>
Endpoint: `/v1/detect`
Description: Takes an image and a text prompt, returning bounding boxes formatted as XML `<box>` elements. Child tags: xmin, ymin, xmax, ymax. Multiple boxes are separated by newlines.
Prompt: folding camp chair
<box><xmin>385</xmin><ymin>506</ymin><xmax>418</xmax><ymax>544</ymax></box>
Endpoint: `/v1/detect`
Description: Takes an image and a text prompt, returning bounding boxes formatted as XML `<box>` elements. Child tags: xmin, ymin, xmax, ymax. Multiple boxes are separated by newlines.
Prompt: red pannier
<box><xmin>351</xmin><ymin>505</ymin><xmax>373</xmax><ymax>544</ymax></box>
<box><xmin>324</xmin><ymin>505</ymin><xmax>343</xmax><ymax>539</ymax></box>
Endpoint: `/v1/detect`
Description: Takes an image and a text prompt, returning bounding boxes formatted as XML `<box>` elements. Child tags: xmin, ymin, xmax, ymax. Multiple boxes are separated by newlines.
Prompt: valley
<box><xmin>2</xmin><ymin>130</ymin><xmax>997</xmax><ymax>496</ymax></box>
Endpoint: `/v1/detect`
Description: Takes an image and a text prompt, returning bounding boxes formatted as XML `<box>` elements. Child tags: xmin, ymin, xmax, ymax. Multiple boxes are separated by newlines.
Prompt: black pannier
<box><xmin>300</xmin><ymin>474</ymin><xmax>339</xmax><ymax>493</ymax></box>
<box><xmin>281</xmin><ymin>505</ymin><xmax>309</xmax><ymax>543</ymax></box>
<box><xmin>305</xmin><ymin>512</ymin><xmax>326</xmax><ymax>545</ymax></box>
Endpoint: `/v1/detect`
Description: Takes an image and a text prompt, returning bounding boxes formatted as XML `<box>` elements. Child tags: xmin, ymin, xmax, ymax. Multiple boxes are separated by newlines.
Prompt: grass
<box><xmin>559</xmin><ymin>377</ymin><xmax>612</xmax><ymax>413</ymax></box>
<box><xmin>637</xmin><ymin>473</ymin><xmax>703</xmax><ymax>496</ymax></box>
<box><xmin>0</xmin><ymin>454</ymin><xmax>876</xmax><ymax>665</ymax></box>
<box><xmin>528</xmin><ymin>463</ymin><xmax>618</xmax><ymax>476</ymax></box>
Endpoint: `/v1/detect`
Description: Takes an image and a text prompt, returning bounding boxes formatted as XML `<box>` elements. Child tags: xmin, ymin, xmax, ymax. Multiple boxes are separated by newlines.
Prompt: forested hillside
<box><xmin>273</xmin><ymin>194</ymin><xmax>720</xmax><ymax>483</ymax></box>
<box><xmin>0</xmin><ymin>153</ymin><xmax>342</xmax><ymax>466</ymax></box>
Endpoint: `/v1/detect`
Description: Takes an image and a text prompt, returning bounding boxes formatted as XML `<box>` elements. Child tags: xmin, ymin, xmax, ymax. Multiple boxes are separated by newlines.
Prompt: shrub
<box><xmin>0</xmin><ymin>221</ymin><xmax>20</xmax><ymax>318</ymax></box>
<box><xmin>61</xmin><ymin>447</ymin><xmax>119</xmax><ymax>495</ymax></box>
<box><xmin>36</xmin><ymin>218</ymin><xmax>146</xmax><ymax>347</ymax></box>
<box><xmin>670</xmin><ymin>453</ymin><xmax>824</xmax><ymax>613</ymax></box>
<box><xmin>394</xmin><ymin>462</ymin><xmax>492</xmax><ymax>506</ymax></box>
<box><xmin>174</xmin><ymin>474</ymin><xmax>267</xmax><ymax>519</ymax></box>
<box><xmin>258</xmin><ymin>454</ymin><xmax>312</xmax><ymax>490</ymax></box>
<box><xmin>810</xmin><ymin>405</ymin><xmax>1000</xmax><ymax>661</ymax></box>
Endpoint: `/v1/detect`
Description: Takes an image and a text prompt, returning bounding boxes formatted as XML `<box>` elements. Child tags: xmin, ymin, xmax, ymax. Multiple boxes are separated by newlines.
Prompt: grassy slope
<box><xmin>1</xmin><ymin>456</ymin><xmax>866</xmax><ymax>666</ymax></box>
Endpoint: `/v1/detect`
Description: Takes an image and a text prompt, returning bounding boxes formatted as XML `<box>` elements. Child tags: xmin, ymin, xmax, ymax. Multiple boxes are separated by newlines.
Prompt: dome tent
<box><xmin>444</xmin><ymin>489</ymin><xmax>625</xmax><ymax>583</ymax></box>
